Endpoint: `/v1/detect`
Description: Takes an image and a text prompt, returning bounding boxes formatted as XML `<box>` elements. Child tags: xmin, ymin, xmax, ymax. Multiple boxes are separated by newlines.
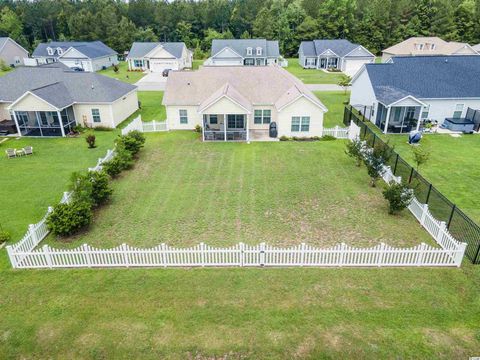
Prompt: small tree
<box><xmin>363</xmin><ymin>142</ymin><xmax>394</xmax><ymax>187</ymax></box>
<box><xmin>412</xmin><ymin>146</ymin><xmax>430</xmax><ymax>171</ymax></box>
<box><xmin>345</xmin><ymin>138</ymin><xmax>364</xmax><ymax>166</ymax></box>
<box><xmin>86</xmin><ymin>134</ymin><xmax>96</xmax><ymax>148</ymax></box>
<box><xmin>113</xmin><ymin>64</ymin><xmax>119</xmax><ymax>73</ymax></box>
<box><xmin>338</xmin><ymin>74</ymin><xmax>351</xmax><ymax>94</ymax></box>
<box><xmin>383</xmin><ymin>182</ymin><xmax>414</xmax><ymax>214</ymax></box>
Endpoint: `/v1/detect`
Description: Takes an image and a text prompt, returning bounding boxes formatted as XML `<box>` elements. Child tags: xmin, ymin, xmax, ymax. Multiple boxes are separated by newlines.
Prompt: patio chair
<box><xmin>23</xmin><ymin>146</ymin><xmax>33</xmax><ymax>155</ymax></box>
<box><xmin>5</xmin><ymin>148</ymin><xmax>16</xmax><ymax>158</ymax></box>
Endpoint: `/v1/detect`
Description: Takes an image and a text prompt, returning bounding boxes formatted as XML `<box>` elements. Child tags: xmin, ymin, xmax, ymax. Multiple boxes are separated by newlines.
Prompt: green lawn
<box><xmin>286</xmin><ymin>58</ymin><xmax>344</xmax><ymax>84</ymax></box>
<box><xmin>0</xmin><ymin>132</ymin><xmax>479</xmax><ymax>358</ymax></box>
<box><xmin>46</xmin><ymin>132</ymin><xmax>432</xmax><ymax>249</ymax></box>
<box><xmin>314</xmin><ymin>91</ymin><xmax>350</xmax><ymax>127</ymax></box>
<box><xmin>385</xmin><ymin>134</ymin><xmax>480</xmax><ymax>223</ymax></box>
<box><xmin>98</xmin><ymin>61</ymin><xmax>145</xmax><ymax>84</ymax></box>
<box><xmin>0</xmin><ymin>131</ymin><xmax>118</xmax><ymax>240</ymax></box>
<box><xmin>120</xmin><ymin>91</ymin><xmax>165</xmax><ymax>128</ymax></box>
<box><xmin>193</xmin><ymin>59</ymin><xmax>204</xmax><ymax>70</ymax></box>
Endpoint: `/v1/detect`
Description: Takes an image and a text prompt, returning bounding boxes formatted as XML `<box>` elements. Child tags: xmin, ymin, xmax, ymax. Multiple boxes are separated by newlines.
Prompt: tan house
<box><xmin>162</xmin><ymin>66</ymin><xmax>327</xmax><ymax>141</ymax></box>
<box><xmin>0</xmin><ymin>37</ymin><xmax>29</xmax><ymax>67</ymax></box>
<box><xmin>0</xmin><ymin>63</ymin><xmax>138</xmax><ymax>137</ymax></box>
<box><xmin>381</xmin><ymin>37</ymin><xmax>478</xmax><ymax>62</ymax></box>
<box><xmin>126</xmin><ymin>42</ymin><xmax>192</xmax><ymax>73</ymax></box>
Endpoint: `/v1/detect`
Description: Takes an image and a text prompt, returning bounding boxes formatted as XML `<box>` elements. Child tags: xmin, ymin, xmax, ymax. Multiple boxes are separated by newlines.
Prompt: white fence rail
<box><xmin>322</xmin><ymin>126</ymin><xmax>349</xmax><ymax>139</ymax></box>
<box><xmin>121</xmin><ymin>115</ymin><xmax>168</xmax><ymax>135</ymax></box>
<box><xmin>8</xmin><ymin>242</ymin><xmax>463</xmax><ymax>269</ymax></box>
<box><xmin>5</xmin><ymin>123</ymin><xmax>467</xmax><ymax>269</ymax></box>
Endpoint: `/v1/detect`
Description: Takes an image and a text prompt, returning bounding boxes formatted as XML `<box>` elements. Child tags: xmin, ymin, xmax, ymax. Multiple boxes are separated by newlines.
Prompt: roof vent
<box><xmin>91</xmin><ymin>84</ymin><xmax>95</xmax><ymax>89</ymax></box>
<box><xmin>445</xmin><ymin>59</ymin><xmax>448</xmax><ymax>63</ymax></box>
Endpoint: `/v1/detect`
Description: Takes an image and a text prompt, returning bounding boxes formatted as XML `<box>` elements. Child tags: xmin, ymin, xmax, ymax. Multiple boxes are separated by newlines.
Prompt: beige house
<box><xmin>162</xmin><ymin>66</ymin><xmax>327</xmax><ymax>141</ymax></box>
<box><xmin>0</xmin><ymin>37</ymin><xmax>29</xmax><ymax>67</ymax></box>
<box><xmin>126</xmin><ymin>42</ymin><xmax>192</xmax><ymax>73</ymax></box>
<box><xmin>381</xmin><ymin>37</ymin><xmax>478</xmax><ymax>62</ymax></box>
<box><xmin>0</xmin><ymin>63</ymin><xmax>138</xmax><ymax>137</ymax></box>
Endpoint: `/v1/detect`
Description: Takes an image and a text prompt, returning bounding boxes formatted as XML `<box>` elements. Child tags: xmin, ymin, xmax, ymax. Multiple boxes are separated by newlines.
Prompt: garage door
<box><xmin>212</xmin><ymin>58</ymin><xmax>243</xmax><ymax>66</ymax></box>
<box><xmin>150</xmin><ymin>60</ymin><xmax>179</xmax><ymax>73</ymax></box>
<box><xmin>344</xmin><ymin>59</ymin><xmax>370</xmax><ymax>77</ymax></box>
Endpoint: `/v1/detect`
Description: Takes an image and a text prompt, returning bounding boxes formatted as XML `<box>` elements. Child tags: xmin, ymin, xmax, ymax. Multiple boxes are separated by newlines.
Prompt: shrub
<box><xmin>113</xmin><ymin>64</ymin><xmax>119</xmax><ymax>73</ymax></box>
<box><xmin>194</xmin><ymin>124</ymin><xmax>202</xmax><ymax>133</ymax></box>
<box><xmin>0</xmin><ymin>59</ymin><xmax>10</xmax><ymax>72</ymax></box>
<box><xmin>412</xmin><ymin>146</ymin><xmax>430</xmax><ymax>170</ymax></box>
<box><xmin>92</xmin><ymin>126</ymin><xmax>113</xmax><ymax>132</ymax></box>
<box><xmin>70</xmin><ymin>172</ymin><xmax>94</xmax><ymax>206</ymax></box>
<box><xmin>363</xmin><ymin>142</ymin><xmax>394</xmax><ymax>187</ymax></box>
<box><xmin>279</xmin><ymin>135</ymin><xmax>290</xmax><ymax>141</ymax></box>
<box><xmin>89</xmin><ymin>171</ymin><xmax>113</xmax><ymax>206</ymax></box>
<box><xmin>320</xmin><ymin>135</ymin><xmax>336</xmax><ymax>141</ymax></box>
<box><xmin>0</xmin><ymin>230</ymin><xmax>11</xmax><ymax>244</ymax></box>
<box><xmin>86</xmin><ymin>134</ymin><xmax>96</xmax><ymax>148</ymax></box>
<box><xmin>47</xmin><ymin>201</ymin><xmax>93</xmax><ymax>236</ymax></box>
<box><xmin>383</xmin><ymin>182</ymin><xmax>414</xmax><ymax>214</ymax></box>
<box><xmin>103</xmin><ymin>145</ymin><xmax>134</xmax><ymax>177</ymax></box>
<box><xmin>346</xmin><ymin>138</ymin><xmax>365</xmax><ymax>166</ymax></box>
<box><xmin>72</xmin><ymin>124</ymin><xmax>86</xmax><ymax>134</ymax></box>
<box><xmin>118</xmin><ymin>131</ymin><xmax>145</xmax><ymax>155</ymax></box>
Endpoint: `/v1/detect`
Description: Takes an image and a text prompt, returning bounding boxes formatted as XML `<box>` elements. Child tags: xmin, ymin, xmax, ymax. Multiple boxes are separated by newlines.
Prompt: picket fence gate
<box><xmin>322</xmin><ymin>126</ymin><xmax>349</xmax><ymax>139</ymax></box>
<box><xmin>121</xmin><ymin>115</ymin><xmax>168</xmax><ymax>135</ymax></box>
<box><xmin>5</xmin><ymin>123</ymin><xmax>467</xmax><ymax>269</ymax></box>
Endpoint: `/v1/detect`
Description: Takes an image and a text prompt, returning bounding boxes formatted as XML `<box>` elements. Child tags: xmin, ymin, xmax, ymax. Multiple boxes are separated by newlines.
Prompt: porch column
<box><xmin>417</xmin><ymin>106</ymin><xmax>423</xmax><ymax>131</ymax></box>
<box><xmin>224</xmin><ymin>114</ymin><xmax>227</xmax><ymax>141</ymax></box>
<box><xmin>57</xmin><ymin>110</ymin><xmax>65</xmax><ymax>137</ymax></box>
<box><xmin>35</xmin><ymin>112</ymin><xmax>44</xmax><ymax>137</ymax></box>
<box><xmin>383</xmin><ymin>106</ymin><xmax>391</xmax><ymax>134</ymax></box>
<box><xmin>11</xmin><ymin>111</ymin><xmax>22</xmax><ymax>136</ymax></box>
<box><xmin>127</xmin><ymin>59</ymin><xmax>131</xmax><ymax>71</ymax></box>
<box><xmin>202</xmin><ymin>114</ymin><xmax>205</xmax><ymax>142</ymax></box>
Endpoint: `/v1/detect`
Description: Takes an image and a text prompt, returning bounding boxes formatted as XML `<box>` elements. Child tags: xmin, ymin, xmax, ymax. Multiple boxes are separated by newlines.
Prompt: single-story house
<box><xmin>31</xmin><ymin>41</ymin><xmax>118</xmax><ymax>72</ymax></box>
<box><xmin>126</xmin><ymin>42</ymin><xmax>192</xmax><ymax>72</ymax></box>
<box><xmin>349</xmin><ymin>55</ymin><xmax>480</xmax><ymax>134</ymax></box>
<box><xmin>0</xmin><ymin>63</ymin><xmax>138</xmax><ymax>137</ymax></box>
<box><xmin>298</xmin><ymin>39</ymin><xmax>375</xmax><ymax>76</ymax></box>
<box><xmin>381</xmin><ymin>37</ymin><xmax>478</xmax><ymax>63</ymax></box>
<box><xmin>204</xmin><ymin>39</ymin><xmax>286</xmax><ymax>67</ymax></box>
<box><xmin>0</xmin><ymin>37</ymin><xmax>29</xmax><ymax>67</ymax></box>
<box><xmin>162</xmin><ymin>66</ymin><xmax>327</xmax><ymax>141</ymax></box>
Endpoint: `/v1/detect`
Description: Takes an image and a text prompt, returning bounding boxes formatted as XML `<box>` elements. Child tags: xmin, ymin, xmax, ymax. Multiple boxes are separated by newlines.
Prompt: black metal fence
<box><xmin>344</xmin><ymin>105</ymin><xmax>480</xmax><ymax>264</ymax></box>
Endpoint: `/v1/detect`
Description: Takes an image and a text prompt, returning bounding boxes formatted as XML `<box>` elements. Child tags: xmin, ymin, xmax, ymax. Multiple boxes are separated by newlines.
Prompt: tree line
<box><xmin>0</xmin><ymin>0</ymin><xmax>479</xmax><ymax>58</ymax></box>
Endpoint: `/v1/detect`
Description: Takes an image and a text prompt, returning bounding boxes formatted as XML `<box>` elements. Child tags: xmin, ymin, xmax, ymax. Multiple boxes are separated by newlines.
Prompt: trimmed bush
<box><xmin>86</xmin><ymin>134</ymin><xmax>96</xmax><ymax>148</ymax></box>
<box><xmin>279</xmin><ymin>136</ymin><xmax>291</xmax><ymax>141</ymax></box>
<box><xmin>47</xmin><ymin>201</ymin><xmax>93</xmax><ymax>236</ymax></box>
<box><xmin>194</xmin><ymin>124</ymin><xmax>202</xmax><ymax>133</ymax></box>
<box><xmin>103</xmin><ymin>144</ymin><xmax>134</xmax><ymax>178</ymax></box>
<box><xmin>320</xmin><ymin>135</ymin><xmax>336</xmax><ymax>141</ymax></box>
<box><xmin>383</xmin><ymin>182</ymin><xmax>414</xmax><ymax>214</ymax></box>
<box><xmin>118</xmin><ymin>131</ymin><xmax>145</xmax><ymax>155</ymax></box>
<box><xmin>89</xmin><ymin>171</ymin><xmax>113</xmax><ymax>206</ymax></box>
<box><xmin>0</xmin><ymin>230</ymin><xmax>11</xmax><ymax>244</ymax></box>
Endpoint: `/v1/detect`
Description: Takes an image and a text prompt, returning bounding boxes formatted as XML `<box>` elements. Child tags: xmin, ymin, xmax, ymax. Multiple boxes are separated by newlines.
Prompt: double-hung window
<box><xmin>256</xmin><ymin>47</ymin><xmax>262</xmax><ymax>55</ymax></box>
<box><xmin>291</xmin><ymin>116</ymin><xmax>310</xmax><ymax>132</ymax></box>
<box><xmin>254</xmin><ymin>110</ymin><xmax>271</xmax><ymax>124</ymax></box>
<box><xmin>305</xmin><ymin>58</ymin><xmax>316</xmax><ymax>66</ymax></box>
<box><xmin>453</xmin><ymin>104</ymin><xmax>464</xmax><ymax>119</ymax></box>
<box><xmin>134</xmin><ymin>59</ymin><xmax>143</xmax><ymax>68</ymax></box>
<box><xmin>421</xmin><ymin>105</ymin><xmax>430</xmax><ymax>120</ymax></box>
<box><xmin>179</xmin><ymin>109</ymin><xmax>188</xmax><ymax>124</ymax></box>
<box><xmin>246</xmin><ymin>47</ymin><xmax>253</xmax><ymax>56</ymax></box>
<box><xmin>91</xmin><ymin>109</ymin><xmax>101</xmax><ymax>123</ymax></box>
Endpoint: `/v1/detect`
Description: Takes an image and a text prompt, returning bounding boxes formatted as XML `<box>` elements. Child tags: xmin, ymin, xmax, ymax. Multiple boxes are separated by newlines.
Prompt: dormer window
<box><xmin>57</xmin><ymin>47</ymin><xmax>63</xmax><ymax>55</ymax></box>
<box><xmin>246</xmin><ymin>47</ymin><xmax>253</xmax><ymax>56</ymax></box>
<box><xmin>256</xmin><ymin>47</ymin><xmax>262</xmax><ymax>55</ymax></box>
<box><xmin>431</xmin><ymin>43</ymin><xmax>436</xmax><ymax>50</ymax></box>
<box><xmin>46</xmin><ymin>47</ymin><xmax>54</xmax><ymax>56</ymax></box>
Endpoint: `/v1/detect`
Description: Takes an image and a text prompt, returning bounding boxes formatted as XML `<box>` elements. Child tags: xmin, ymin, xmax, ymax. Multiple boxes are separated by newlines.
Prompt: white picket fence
<box><xmin>322</xmin><ymin>126</ymin><xmax>349</xmax><ymax>139</ymax></box>
<box><xmin>121</xmin><ymin>115</ymin><xmax>168</xmax><ymax>135</ymax></box>
<box><xmin>5</xmin><ymin>123</ymin><xmax>467</xmax><ymax>269</ymax></box>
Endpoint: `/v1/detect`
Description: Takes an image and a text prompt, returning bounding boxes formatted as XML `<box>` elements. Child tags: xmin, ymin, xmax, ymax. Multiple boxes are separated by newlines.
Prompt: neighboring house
<box><xmin>349</xmin><ymin>55</ymin><xmax>480</xmax><ymax>134</ymax></box>
<box><xmin>298</xmin><ymin>39</ymin><xmax>375</xmax><ymax>76</ymax></box>
<box><xmin>473</xmin><ymin>44</ymin><xmax>480</xmax><ymax>52</ymax></box>
<box><xmin>0</xmin><ymin>63</ymin><xmax>138</xmax><ymax>137</ymax></box>
<box><xmin>162</xmin><ymin>66</ymin><xmax>327</xmax><ymax>141</ymax></box>
<box><xmin>204</xmin><ymin>39</ymin><xmax>286</xmax><ymax>67</ymax></box>
<box><xmin>0</xmin><ymin>37</ymin><xmax>29</xmax><ymax>67</ymax></box>
<box><xmin>126</xmin><ymin>42</ymin><xmax>192</xmax><ymax>73</ymax></box>
<box><xmin>31</xmin><ymin>41</ymin><xmax>118</xmax><ymax>72</ymax></box>
<box><xmin>381</xmin><ymin>37</ymin><xmax>478</xmax><ymax>62</ymax></box>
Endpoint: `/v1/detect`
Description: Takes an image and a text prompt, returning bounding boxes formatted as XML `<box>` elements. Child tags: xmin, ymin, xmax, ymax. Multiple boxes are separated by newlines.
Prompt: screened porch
<box><xmin>202</xmin><ymin>114</ymin><xmax>248</xmax><ymax>141</ymax></box>
<box><xmin>375</xmin><ymin>103</ymin><xmax>421</xmax><ymax>134</ymax></box>
<box><xmin>13</xmin><ymin>106</ymin><xmax>76</xmax><ymax>137</ymax></box>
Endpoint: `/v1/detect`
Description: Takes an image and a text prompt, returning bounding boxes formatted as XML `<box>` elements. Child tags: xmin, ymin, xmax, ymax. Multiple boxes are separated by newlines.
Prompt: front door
<box><xmin>320</xmin><ymin>58</ymin><xmax>326</xmax><ymax>69</ymax></box>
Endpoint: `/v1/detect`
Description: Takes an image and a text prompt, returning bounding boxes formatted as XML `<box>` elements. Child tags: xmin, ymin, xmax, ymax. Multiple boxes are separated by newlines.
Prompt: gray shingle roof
<box><xmin>300</xmin><ymin>39</ymin><xmax>366</xmax><ymax>58</ymax></box>
<box><xmin>127</xmin><ymin>42</ymin><xmax>186</xmax><ymax>59</ymax></box>
<box><xmin>32</xmin><ymin>41</ymin><xmax>117</xmax><ymax>59</ymax></box>
<box><xmin>211</xmin><ymin>39</ymin><xmax>280</xmax><ymax>58</ymax></box>
<box><xmin>0</xmin><ymin>64</ymin><xmax>136</xmax><ymax>107</ymax></box>
<box><xmin>365</xmin><ymin>55</ymin><xmax>480</xmax><ymax>105</ymax></box>
<box><xmin>0</xmin><ymin>37</ymin><xmax>8</xmax><ymax>48</ymax></box>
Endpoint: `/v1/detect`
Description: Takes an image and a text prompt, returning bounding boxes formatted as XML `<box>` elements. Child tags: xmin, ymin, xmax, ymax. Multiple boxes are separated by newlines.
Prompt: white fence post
<box><xmin>122</xmin><ymin>243</ymin><xmax>129</xmax><ymax>267</ymax></box>
<box><xmin>6</xmin><ymin>245</ymin><xmax>17</xmax><ymax>268</ymax></box>
<box><xmin>436</xmin><ymin>221</ymin><xmax>447</xmax><ymax>243</ymax></box>
<box><xmin>239</xmin><ymin>242</ymin><xmax>245</xmax><ymax>267</ymax></box>
<box><xmin>339</xmin><ymin>243</ymin><xmax>346</xmax><ymax>266</ymax></box>
<box><xmin>83</xmin><ymin>244</ymin><xmax>92</xmax><ymax>267</ymax></box>
<box><xmin>417</xmin><ymin>243</ymin><xmax>426</xmax><ymax>266</ymax></box>
<box><xmin>43</xmin><ymin>245</ymin><xmax>52</xmax><ymax>268</ymax></box>
<box><xmin>300</xmin><ymin>243</ymin><xmax>306</xmax><ymax>266</ymax></box>
<box><xmin>420</xmin><ymin>204</ymin><xmax>429</xmax><ymax>226</ymax></box>
<box><xmin>28</xmin><ymin>224</ymin><xmax>37</xmax><ymax>245</ymax></box>
<box><xmin>377</xmin><ymin>243</ymin><xmax>385</xmax><ymax>266</ymax></box>
<box><xmin>161</xmin><ymin>243</ymin><xmax>167</xmax><ymax>267</ymax></box>
<box><xmin>200</xmin><ymin>242</ymin><xmax>205</xmax><ymax>267</ymax></box>
<box><xmin>334</xmin><ymin>125</ymin><xmax>339</xmax><ymax>138</ymax></box>
<box><xmin>455</xmin><ymin>243</ymin><xmax>467</xmax><ymax>267</ymax></box>
<box><xmin>259</xmin><ymin>242</ymin><xmax>266</xmax><ymax>266</ymax></box>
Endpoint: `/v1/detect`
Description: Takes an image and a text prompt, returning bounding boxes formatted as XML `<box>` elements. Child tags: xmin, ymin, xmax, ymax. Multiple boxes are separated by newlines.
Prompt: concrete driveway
<box><xmin>135</xmin><ymin>72</ymin><xmax>167</xmax><ymax>91</ymax></box>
